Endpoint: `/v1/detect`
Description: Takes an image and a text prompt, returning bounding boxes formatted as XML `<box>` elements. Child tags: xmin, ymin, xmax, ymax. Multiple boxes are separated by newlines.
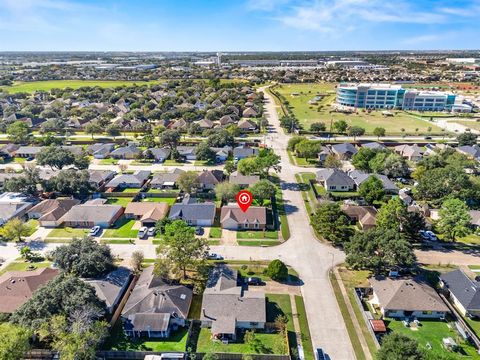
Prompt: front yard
<box><xmin>102</xmin><ymin>219</ymin><xmax>138</xmax><ymax>238</ymax></box>
<box><xmin>237</xmin><ymin>230</ymin><xmax>279</xmax><ymax>240</ymax></box>
<box><xmin>47</xmin><ymin>227</ymin><xmax>89</xmax><ymax>238</ymax></box>
<box><xmin>0</xmin><ymin>259</ymin><xmax>52</xmax><ymax>276</ymax></box>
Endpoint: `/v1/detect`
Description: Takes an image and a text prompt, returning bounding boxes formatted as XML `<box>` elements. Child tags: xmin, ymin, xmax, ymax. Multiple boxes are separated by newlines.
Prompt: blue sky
<box><xmin>0</xmin><ymin>0</ymin><xmax>479</xmax><ymax>51</ymax></box>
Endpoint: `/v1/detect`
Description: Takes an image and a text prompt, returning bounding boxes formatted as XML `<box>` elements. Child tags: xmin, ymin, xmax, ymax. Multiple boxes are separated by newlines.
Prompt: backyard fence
<box><xmin>353</xmin><ymin>288</ymin><xmax>381</xmax><ymax>349</ymax></box>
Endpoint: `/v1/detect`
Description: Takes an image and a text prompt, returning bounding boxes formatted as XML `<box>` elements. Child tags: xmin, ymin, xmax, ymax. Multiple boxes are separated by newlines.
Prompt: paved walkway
<box><xmin>221</xmin><ymin>229</ymin><xmax>237</xmax><ymax>246</ymax></box>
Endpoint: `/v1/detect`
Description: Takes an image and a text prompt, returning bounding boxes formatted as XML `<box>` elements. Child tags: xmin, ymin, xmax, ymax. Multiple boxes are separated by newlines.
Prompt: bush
<box><xmin>265</xmin><ymin>259</ymin><xmax>288</xmax><ymax>282</ymax></box>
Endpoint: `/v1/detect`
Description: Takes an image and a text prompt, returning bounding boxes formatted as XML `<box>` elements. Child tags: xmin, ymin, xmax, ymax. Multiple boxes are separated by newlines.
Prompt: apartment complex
<box><xmin>336</xmin><ymin>83</ymin><xmax>459</xmax><ymax>111</ymax></box>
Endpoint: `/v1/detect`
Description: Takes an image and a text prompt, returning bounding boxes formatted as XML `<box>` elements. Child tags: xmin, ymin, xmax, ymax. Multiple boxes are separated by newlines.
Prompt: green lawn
<box><xmin>238</xmin><ymin>240</ymin><xmax>281</xmax><ymax>247</ymax></box>
<box><xmin>119</xmin><ymin>187</ymin><xmax>141</xmax><ymax>193</ymax></box>
<box><xmin>103</xmin><ymin>219</ymin><xmax>138</xmax><ymax>238</ymax></box>
<box><xmin>99</xmin><ymin>158</ymin><xmax>119</xmax><ymax>165</ymax></box>
<box><xmin>386</xmin><ymin>317</ymin><xmax>478</xmax><ymax>357</ymax></box>
<box><xmin>105</xmin><ymin>197</ymin><xmax>133</xmax><ymax>207</ymax></box>
<box><xmin>237</xmin><ymin>230</ymin><xmax>279</xmax><ymax>240</ymax></box>
<box><xmin>25</xmin><ymin>219</ymin><xmax>39</xmax><ymax>236</ymax></box>
<box><xmin>0</xmin><ymin>260</ymin><xmax>51</xmax><ymax>276</ymax></box>
<box><xmin>209</xmin><ymin>227</ymin><xmax>222</xmax><ymax>239</ymax></box>
<box><xmin>294</xmin><ymin>295</ymin><xmax>314</xmax><ymax>360</ymax></box>
<box><xmin>266</xmin><ymin>294</ymin><xmax>298</xmax><ymax>358</ymax></box>
<box><xmin>142</xmin><ymin>197</ymin><xmax>177</xmax><ymax>205</ymax></box>
<box><xmin>163</xmin><ymin>160</ymin><xmax>185</xmax><ymax>166</ymax></box>
<box><xmin>47</xmin><ymin>227</ymin><xmax>89</xmax><ymax>238</ymax></box>
<box><xmin>273</xmin><ymin>83</ymin><xmax>444</xmax><ymax>134</ymax></box>
<box><xmin>451</xmin><ymin>120</ymin><xmax>480</xmax><ymax>131</ymax></box>
<box><xmin>449</xmin><ymin>233</ymin><xmax>480</xmax><ymax>245</ymax></box>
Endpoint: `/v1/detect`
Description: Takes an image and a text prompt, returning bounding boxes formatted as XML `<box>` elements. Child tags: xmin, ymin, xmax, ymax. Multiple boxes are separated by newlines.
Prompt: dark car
<box><xmin>316</xmin><ymin>348</ymin><xmax>326</xmax><ymax>360</ymax></box>
<box><xmin>195</xmin><ymin>226</ymin><xmax>204</xmax><ymax>235</ymax></box>
<box><xmin>246</xmin><ymin>277</ymin><xmax>262</xmax><ymax>286</ymax></box>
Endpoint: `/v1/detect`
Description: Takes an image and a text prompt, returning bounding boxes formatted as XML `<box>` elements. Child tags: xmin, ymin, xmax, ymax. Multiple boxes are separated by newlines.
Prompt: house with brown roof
<box><xmin>124</xmin><ymin>202</ymin><xmax>169</xmax><ymax>227</ymax></box>
<box><xmin>0</xmin><ymin>268</ymin><xmax>59</xmax><ymax>313</ymax></box>
<box><xmin>237</xmin><ymin>119</ymin><xmax>258</xmax><ymax>132</ymax></box>
<box><xmin>220</xmin><ymin>204</ymin><xmax>267</xmax><ymax>230</ymax></box>
<box><xmin>242</xmin><ymin>107</ymin><xmax>258</xmax><ymax>118</ymax></box>
<box><xmin>369</xmin><ymin>277</ymin><xmax>449</xmax><ymax>319</ymax></box>
<box><xmin>229</xmin><ymin>172</ymin><xmax>259</xmax><ymax>188</ymax></box>
<box><xmin>198</xmin><ymin>170</ymin><xmax>224</xmax><ymax>190</ymax></box>
<box><xmin>341</xmin><ymin>204</ymin><xmax>377</xmax><ymax>230</ymax></box>
<box><xmin>27</xmin><ymin>199</ymin><xmax>81</xmax><ymax>227</ymax></box>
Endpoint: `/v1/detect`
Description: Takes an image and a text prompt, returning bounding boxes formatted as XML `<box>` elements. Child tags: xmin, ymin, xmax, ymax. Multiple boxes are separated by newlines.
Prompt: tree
<box><xmin>106</xmin><ymin>124</ymin><xmax>121</xmax><ymax>139</ymax></box>
<box><xmin>3</xmin><ymin>165</ymin><xmax>40</xmax><ymax>195</ymax></box>
<box><xmin>131</xmin><ymin>250</ymin><xmax>144</xmax><ymax>275</ymax></box>
<box><xmin>0</xmin><ymin>322</ymin><xmax>32</xmax><ymax>360</ymax></box>
<box><xmin>51</xmin><ymin>237</ymin><xmax>114</xmax><ymax>277</ymax></box>
<box><xmin>378</xmin><ymin>333</ymin><xmax>424</xmax><ymax>360</ymax></box>
<box><xmin>351</xmin><ymin>148</ymin><xmax>378</xmax><ymax>172</ymax></box>
<box><xmin>345</xmin><ymin>229</ymin><xmax>416</xmax><ymax>273</ymax></box>
<box><xmin>294</xmin><ymin>139</ymin><xmax>322</xmax><ymax>160</ymax></box>
<box><xmin>48</xmin><ymin>169</ymin><xmax>92</xmax><ymax>197</ymax></box>
<box><xmin>159</xmin><ymin>129</ymin><xmax>181</xmax><ymax>150</ymax></box>
<box><xmin>38</xmin><ymin>313</ymin><xmax>108</xmax><ymax>360</ymax></box>
<box><xmin>324</xmin><ymin>154</ymin><xmax>341</xmax><ymax>168</ymax></box>
<box><xmin>84</xmin><ymin>123</ymin><xmax>102</xmax><ymax>139</ymax></box>
<box><xmin>348</xmin><ymin>126</ymin><xmax>365</xmax><ymax>140</ymax></box>
<box><xmin>358</xmin><ymin>176</ymin><xmax>385</xmax><ymax>204</ymax></box>
<box><xmin>311</xmin><ymin>203</ymin><xmax>353</xmax><ymax>246</ymax></box>
<box><xmin>195</xmin><ymin>141</ymin><xmax>216</xmax><ymax>163</ymax></box>
<box><xmin>36</xmin><ymin>147</ymin><xmax>75</xmax><ymax>170</ymax></box>
<box><xmin>155</xmin><ymin>220</ymin><xmax>209</xmax><ymax>279</ymax></box>
<box><xmin>177</xmin><ymin>171</ymin><xmax>200</xmax><ymax>194</ymax></box>
<box><xmin>0</xmin><ymin>218</ymin><xmax>32</xmax><ymax>242</ymax></box>
<box><xmin>437</xmin><ymin>198</ymin><xmax>472</xmax><ymax>241</ymax></box>
<box><xmin>287</xmin><ymin>136</ymin><xmax>306</xmax><ymax>151</ymax></box>
<box><xmin>249</xmin><ymin>179</ymin><xmax>276</xmax><ymax>206</ymax></box>
<box><xmin>11</xmin><ymin>274</ymin><xmax>105</xmax><ymax>330</ymax></box>
<box><xmin>223</xmin><ymin>160</ymin><xmax>236</xmax><ymax>175</ymax></box>
<box><xmin>265</xmin><ymin>259</ymin><xmax>288</xmax><ymax>282</ymax></box>
<box><xmin>238</xmin><ymin>150</ymin><xmax>280</xmax><ymax>177</ymax></box>
<box><xmin>40</xmin><ymin>118</ymin><xmax>66</xmax><ymax>136</ymax></box>
<box><xmin>382</xmin><ymin>153</ymin><xmax>409</xmax><ymax>178</ymax></box>
<box><xmin>333</xmin><ymin>120</ymin><xmax>348</xmax><ymax>133</ymax></box>
<box><xmin>373</xmin><ymin>127</ymin><xmax>386</xmax><ymax>139</ymax></box>
<box><xmin>139</xmin><ymin>133</ymin><xmax>156</xmax><ymax>148</ymax></box>
<box><xmin>206</xmin><ymin>129</ymin><xmax>234</xmax><ymax>147</ymax></box>
<box><xmin>7</xmin><ymin>121</ymin><xmax>31</xmax><ymax>144</ymax></box>
<box><xmin>202</xmin><ymin>353</ymin><xmax>219</xmax><ymax>360</ymax></box>
<box><xmin>73</xmin><ymin>151</ymin><xmax>90</xmax><ymax>170</ymax></box>
<box><xmin>457</xmin><ymin>132</ymin><xmax>477</xmax><ymax>146</ymax></box>
<box><xmin>215</xmin><ymin>182</ymin><xmax>240</xmax><ymax>203</ymax></box>
<box><xmin>279</xmin><ymin>116</ymin><xmax>299</xmax><ymax>133</ymax></box>
<box><xmin>310</xmin><ymin>122</ymin><xmax>326</xmax><ymax>134</ymax></box>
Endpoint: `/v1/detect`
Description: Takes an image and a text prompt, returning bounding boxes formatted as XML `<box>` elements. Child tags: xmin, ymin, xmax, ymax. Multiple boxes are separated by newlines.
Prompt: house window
<box><xmin>250</xmin><ymin>322</ymin><xmax>258</xmax><ymax>327</ymax></box>
<box><xmin>254</xmin><ymin>223</ymin><xmax>259</xmax><ymax>229</ymax></box>
<box><xmin>244</xmin><ymin>223</ymin><xmax>249</xmax><ymax>229</ymax></box>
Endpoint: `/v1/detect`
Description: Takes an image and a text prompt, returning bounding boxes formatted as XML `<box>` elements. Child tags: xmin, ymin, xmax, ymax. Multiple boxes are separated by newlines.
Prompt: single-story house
<box><xmin>0</xmin><ymin>143</ymin><xmax>20</xmax><ymax>159</ymax></box>
<box><xmin>229</xmin><ymin>172</ymin><xmax>260</xmax><ymax>188</ymax></box>
<box><xmin>89</xmin><ymin>170</ymin><xmax>116</xmax><ymax>190</ymax></box>
<box><xmin>318</xmin><ymin>146</ymin><xmax>332</xmax><ymax>162</ymax></box>
<box><xmin>122</xmin><ymin>266</ymin><xmax>192</xmax><ymax>338</ymax></box>
<box><xmin>168</xmin><ymin>195</ymin><xmax>216</xmax><ymax>226</ymax></box>
<box><xmin>470</xmin><ymin>210</ymin><xmax>480</xmax><ymax>228</ymax></box>
<box><xmin>83</xmin><ymin>267</ymin><xmax>131</xmax><ymax>314</ymax></box>
<box><xmin>341</xmin><ymin>204</ymin><xmax>377</xmax><ymax>230</ymax></box>
<box><xmin>197</xmin><ymin>119</ymin><xmax>214</xmax><ymax>129</ymax></box>
<box><xmin>198</xmin><ymin>170</ymin><xmax>224</xmax><ymax>190</ymax></box>
<box><xmin>0</xmin><ymin>268</ymin><xmax>59</xmax><ymax>313</ymax></box>
<box><xmin>211</xmin><ymin>146</ymin><xmax>232</xmax><ymax>163</ymax></box>
<box><xmin>150</xmin><ymin>169</ymin><xmax>185</xmax><ymax>189</ymax></box>
<box><xmin>237</xmin><ymin>119</ymin><xmax>258</xmax><ymax>132</ymax></box>
<box><xmin>361</xmin><ymin>142</ymin><xmax>386</xmax><ymax>151</ymax></box>
<box><xmin>87</xmin><ymin>143</ymin><xmax>115</xmax><ymax>159</ymax></box>
<box><xmin>242</xmin><ymin>107</ymin><xmax>258</xmax><ymax>118</ymax></box>
<box><xmin>62</xmin><ymin>202</ymin><xmax>124</xmax><ymax>228</ymax></box>
<box><xmin>0</xmin><ymin>173</ymin><xmax>23</xmax><ymax>186</ymax></box>
<box><xmin>177</xmin><ymin>146</ymin><xmax>197</xmax><ymax>161</ymax></box>
<box><xmin>369</xmin><ymin>277</ymin><xmax>449</xmax><ymax>319</ymax></box>
<box><xmin>105</xmin><ymin>171</ymin><xmax>151</xmax><ymax>190</ymax></box>
<box><xmin>15</xmin><ymin>146</ymin><xmax>43</xmax><ymax>158</ymax></box>
<box><xmin>146</xmin><ymin>148</ymin><xmax>171</xmax><ymax>163</ymax></box>
<box><xmin>0</xmin><ymin>192</ymin><xmax>35</xmax><ymax>225</ymax></box>
<box><xmin>316</xmin><ymin>169</ymin><xmax>356</xmax><ymax>192</ymax></box>
<box><xmin>27</xmin><ymin>199</ymin><xmax>81</xmax><ymax>227</ymax></box>
<box><xmin>440</xmin><ymin>269</ymin><xmax>480</xmax><ymax>318</ymax></box>
<box><xmin>331</xmin><ymin>143</ymin><xmax>358</xmax><ymax>159</ymax></box>
<box><xmin>201</xmin><ymin>265</ymin><xmax>266</xmax><ymax>341</ymax></box>
<box><xmin>125</xmin><ymin>202</ymin><xmax>169</xmax><ymax>227</ymax></box>
<box><xmin>456</xmin><ymin>145</ymin><xmax>480</xmax><ymax>160</ymax></box>
<box><xmin>394</xmin><ymin>144</ymin><xmax>424</xmax><ymax>162</ymax></box>
<box><xmin>110</xmin><ymin>145</ymin><xmax>141</xmax><ymax>159</ymax></box>
<box><xmin>220</xmin><ymin>204</ymin><xmax>267</xmax><ymax>230</ymax></box>
<box><xmin>233</xmin><ymin>146</ymin><xmax>258</xmax><ymax>165</ymax></box>
<box><xmin>348</xmin><ymin>170</ymin><xmax>398</xmax><ymax>194</ymax></box>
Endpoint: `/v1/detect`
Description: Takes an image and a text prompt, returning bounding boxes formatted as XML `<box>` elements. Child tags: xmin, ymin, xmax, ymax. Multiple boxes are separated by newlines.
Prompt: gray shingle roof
<box><xmin>317</xmin><ymin>168</ymin><xmax>355</xmax><ymax>188</ymax></box>
<box><xmin>168</xmin><ymin>201</ymin><xmax>216</xmax><ymax>222</ymax></box>
<box><xmin>440</xmin><ymin>269</ymin><xmax>480</xmax><ymax>311</ymax></box>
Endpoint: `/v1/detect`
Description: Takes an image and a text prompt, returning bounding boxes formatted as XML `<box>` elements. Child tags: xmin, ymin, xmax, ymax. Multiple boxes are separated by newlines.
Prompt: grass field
<box><xmin>451</xmin><ymin>120</ymin><xmax>480</xmax><ymax>131</ymax></box>
<box><xmin>274</xmin><ymin>83</ymin><xmax>444</xmax><ymax>135</ymax></box>
<box><xmin>237</xmin><ymin>230</ymin><xmax>279</xmax><ymax>240</ymax></box>
<box><xmin>0</xmin><ymin>80</ymin><xmax>164</xmax><ymax>93</ymax></box>
<box><xmin>0</xmin><ymin>260</ymin><xmax>51</xmax><ymax>276</ymax></box>
<box><xmin>105</xmin><ymin>197</ymin><xmax>133</xmax><ymax>207</ymax></box>
<box><xmin>47</xmin><ymin>227</ymin><xmax>89</xmax><ymax>238</ymax></box>
<box><xmin>141</xmin><ymin>197</ymin><xmax>177</xmax><ymax>205</ymax></box>
<box><xmin>103</xmin><ymin>219</ymin><xmax>138</xmax><ymax>238</ymax></box>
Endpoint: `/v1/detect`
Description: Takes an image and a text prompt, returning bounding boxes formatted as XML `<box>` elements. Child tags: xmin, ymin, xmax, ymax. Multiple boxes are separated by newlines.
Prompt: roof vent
<box><xmin>180</xmin><ymin>294</ymin><xmax>186</xmax><ymax>300</ymax></box>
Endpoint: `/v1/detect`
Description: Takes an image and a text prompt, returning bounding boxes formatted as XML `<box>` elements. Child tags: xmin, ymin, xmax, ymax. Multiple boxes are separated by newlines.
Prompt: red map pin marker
<box><xmin>236</xmin><ymin>190</ymin><xmax>253</xmax><ymax>212</ymax></box>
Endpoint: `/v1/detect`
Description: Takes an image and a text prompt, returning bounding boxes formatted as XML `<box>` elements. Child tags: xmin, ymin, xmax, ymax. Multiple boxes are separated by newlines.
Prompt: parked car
<box><xmin>147</xmin><ymin>227</ymin><xmax>156</xmax><ymax>237</ymax></box>
<box><xmin>195</xmin><ymin>226</ymin><xmax>204</xmax><ymax>235</ymax></box>
<box><xmin>425</xmin><ymin>230</ymin><xmax>438</xmax><ymax>241</ymax></box>
<box><xmin>316</xmin><ymin>348</ymin><xmax>326</xmax><ymax>360</ymax></box>
<box><xmin>89</xmin><ymin>226</ymin><xmax>101</xmax><ymax>236</ymax></box>
<box><xmin>138</xmin><ymin>226</ymin><xmax>148</xmax><ymax>238</ymax></box>
<box><xmin>207</xmin><ymin>253</ymin><xmax>224</xmax><ymax>260</ymax></box>
<box><xmin>246</xmin><ymin>277</ymin><xmax>262</xmax><ymax>286</ymax></box>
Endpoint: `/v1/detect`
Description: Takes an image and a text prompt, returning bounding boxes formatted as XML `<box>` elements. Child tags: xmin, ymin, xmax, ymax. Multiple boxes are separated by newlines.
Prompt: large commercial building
<box><xmin>336</xmin><ymin>83</ymin><xmax>458</xmax><ymax>111</ymax></box>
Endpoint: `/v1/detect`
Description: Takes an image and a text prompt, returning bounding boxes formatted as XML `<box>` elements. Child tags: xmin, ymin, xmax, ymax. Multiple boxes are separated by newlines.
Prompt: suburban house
<box><xmin>146</xmin><ymin>148</ymin><xmax>171</xmax><ymax>163</ymax></box>
<box><xmin>0</xmin><ymin>192</ymin><xmax>35</xmax><ymax>225</ymax></box>
<box><xmin>470</xmin><ymin>210</ymin><xmax>480</xmax><ymax>228</ymax></box>
<box><xmin>87</xmin><ymin>143</ymin><xmax>115</xmax><ymax>159</ymax></box>
<box><xmin>348</xmin><ymin>170</ymin><xmax>398</xmax><ymax>194</ymax></box>
<box><xmin>15</xmin><ymin>146</ymin><xmax>43</xmax><ymax>158</ymax></box>
<box><xmin>27</xmin><ymin>199</ymin><xmax>81</xmax><ymax>227</ymax></box>
<box><xmin>211</xmin><ymin>146</ymin><xmax>232</xmax><ymax>163</ymax></box>
<box><xmin>362</xmin><ymin>142</ymin><xmax>386</xmax><ymax>151</ymax></box>
<box><xmin>83</xmin><ymin>267</ymin><xmax>131</xmax><ymax>314</ymax></box>
<box><xmin>201</xmin><ymin>265</ymin><xmax>266</xmax><ymax>341</ymax></box>
<box><xmin>369</xmin><ymin>277</ymin><xmax>449</xmax><ymax>319</ymax></box>
<box><xmin>318</xmin><ymin>146</ymin><xmax>332</xmax><ymax>162</ymax></box>
<box><xmin>0</xmin><ymin>173</ymin><xmax>23</xmax><ymax>187</ymax></box>
<box><xmin>341</xmin><ymin>204</ymin><xmax>377</xmax><ymax>230</ymax></box>
<box><xmin>233</xmin><ymin>146</ymin><xmax>259</xmax><ymax>165</ymax></box>
<box><xmin>150</xmin><ymin>169</ymin><xmax>185</xmax><ymax>189</ymax></box>
<box><xmin>0</xmin><ymin>268</ymin><xmax>59</xmax><ymax>313</ymax></box>
<box><xmin>229</xmin><ymin>172</ymin><xmax>260</xmax><ymax>188</ymax></box>
<box><xmin>105</xmin><ymin>171</ymin><xmax>151</xmax><ymax>190</ymax></box>
<box><xmin>456</xmin><ymin>145</ymin><xmax>480</xmax><ymax>160</ymax></box>
<box><xmin>124</xmin><ymin>202</ymin><xmax>169</xmax><ymax>227</ymax></box>
<box><xmin>168</xmin><ymin>195</ymin><xmax>216</xmax><ymax>226</ymax></box>
<box><xmin>88</xmin><ymin>170</ymin><xmax>116</xmax><ymax>190</ymax></box>
<box><xmin>198</xmin><ymin>170</ymin><xmax>224</xmax><ymax>190</ymax></box>
<box><xmin>110</xmin><ymin>145</ymin><xmax>141</xmax><ymax>159</ymax></box>
<box><xmin>237</xmin><ymin>119</ymin><xmax>258</xmax><ymax>132</ymax></box>
<box><xmin>220</xmin><ymin>204</ymin><xmax>267</xmax><ymax>230</ymax></box>
<box><xmin>394</xmin><ymin>144</ymin><xmax>424</xmax><ymax>162</ymax></box>
<box><xmin>440</xmin><ymin>269</ymin><xmax>480</xmax><ymax>318</ymax></box>
<box><xmin>242</xmin><ymin>107</ymin><xmax>258</xmax><ymax>118</ymax></box>
<box><xmin>331</xmin><ymin>143</ymin><xmax>358</xmax><ymax>159</ymax></box>
<box><xmin>316</xmin><ymin>169</ymin><xmax>356</xmax><ymax>192</ymax></box>
<box><xmin>121</xmin><ymin>266</ymin><xmax>192</xmax><ymax>338</ymax></box>
<box><xmin>62</xmin><ymin>200</ymin><xmax>124</xmax><ymax>228</ymax></box>
<box><xmin>0</xmin><ymin>143</ymin><xmax>20</xmax><ymax>159</ymax></box>
<box><xmin>177</xmin><ymin>146</ymin><xmax>197</xmax><ymax>161</ymax></box>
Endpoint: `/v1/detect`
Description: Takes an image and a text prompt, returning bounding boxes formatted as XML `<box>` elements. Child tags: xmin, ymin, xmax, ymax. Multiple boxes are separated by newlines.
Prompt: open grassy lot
<box><xmin>105</xmin><ymin>197</ymin><xmax>133</xmax><ymax>207</ymax></box>
<box><xmin>0</xmin><ymin>260</ymin><xmax>51</xmax><ymax>276</ymax></box>
<box><xmin>103</xmin><ymin>219</ymin><xmax>138</xmax><ymax>238</ymax></box>
<box><xmin>451</xmin><ymin>120</ymin><xmax>480</xmax><ymax>131</ymax></box>
<box><xmin>0</xmin><ymin>80</ymin><xmax>164</xmax><ymax>93</ymax></box>
<box><xmin>47</xmin><ymin>227</ymin><xmax>89</xmax><ymax>238</ymax></box>
<box><xmin>274</xmin><ymin>83</ymin><xmax>444</xmax><ymax>134</ymax></box>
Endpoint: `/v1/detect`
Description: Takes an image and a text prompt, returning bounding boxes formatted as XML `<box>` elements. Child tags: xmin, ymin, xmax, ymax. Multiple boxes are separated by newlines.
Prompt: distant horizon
<box><xmin>1</xmin><ymin>0</ymin><xmax>479</xmax><ymax>52</ymax></box>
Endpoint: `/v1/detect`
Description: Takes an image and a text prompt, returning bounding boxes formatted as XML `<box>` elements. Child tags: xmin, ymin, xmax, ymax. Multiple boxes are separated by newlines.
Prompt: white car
<box><xmin>207</xmin><ymin>253</ymin><xmax>224</xmax><ymax>260</ymax></box>
<box><xmin>425</xmin><ymin>230</ymin><xmax>438</xmax><ymax>241</ymax></box>
<box><xmin>147</xmin><ymin>227</ymin><xmax>156</xmax><ymax>237</ymax></box>
<box><xmin>89</xmin><ymin>226</ymin><xmax>101</xmax><ymax>236</ymax></box>
<box><xmin>138</xmin><ymin>226</ymin><xmax>148</xmax><ymax>238</ymax></box>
